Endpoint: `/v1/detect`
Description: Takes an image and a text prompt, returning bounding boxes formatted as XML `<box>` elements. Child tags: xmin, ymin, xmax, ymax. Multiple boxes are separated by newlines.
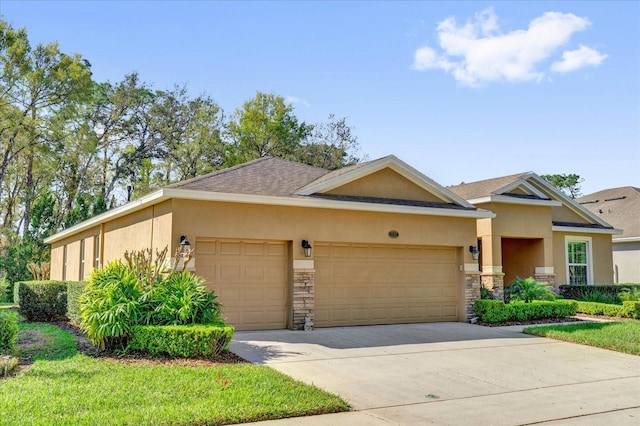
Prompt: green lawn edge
<box><xmin>1</xmin><ymin>323</ymin><xmax>350</xmax><ymax>425</ymax></box>
<box><xmin>523</xmin><ymin>321</ymin><xmax>640</xmax><ymax>356</ymax></box>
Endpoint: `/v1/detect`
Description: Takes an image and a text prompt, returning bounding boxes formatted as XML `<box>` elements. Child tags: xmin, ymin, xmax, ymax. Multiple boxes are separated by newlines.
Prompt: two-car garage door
<box><xmin>196</xmin><ymin>239</ymin><xmax>460</xmax><ymax>330</ymax></box>
<box><xmin>315</xmin><ymin>243</ymin><xmax>460</xmax><ymax>327</ymax></box>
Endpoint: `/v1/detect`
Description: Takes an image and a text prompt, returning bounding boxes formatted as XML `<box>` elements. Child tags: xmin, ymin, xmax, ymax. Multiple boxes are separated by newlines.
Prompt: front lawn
<box><xmin>524</xmin><ymin>321</ymin><xmax>640</xmax><ymax>355</ymax></box>
<box><xmin>0</xmin><ymin>323</ymin><xmax>349</xmax><ymax>425</ymax></box>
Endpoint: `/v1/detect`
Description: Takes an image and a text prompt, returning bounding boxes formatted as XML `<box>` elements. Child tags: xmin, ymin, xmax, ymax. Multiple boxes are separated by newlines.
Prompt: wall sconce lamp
<box><xmin>469</xmin><ymin>245</ymin><xmax>480</xmax><ymax>261</ymax></box>
<box><xmin>179</xmin><ymin>235</ymin><xmax>191</xmax><ymax>258</ymax></box>
<box><xmin>301</xmin><ymin>240</ymin><xmax>312</xmax><ymax>257</ymax></box>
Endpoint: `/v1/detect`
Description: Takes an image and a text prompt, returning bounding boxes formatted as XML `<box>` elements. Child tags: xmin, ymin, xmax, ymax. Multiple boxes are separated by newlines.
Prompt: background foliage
<box><xmin>0</xmin><ymin>19</ymin><xmax>365</xmax><ymax>283</ymax></box>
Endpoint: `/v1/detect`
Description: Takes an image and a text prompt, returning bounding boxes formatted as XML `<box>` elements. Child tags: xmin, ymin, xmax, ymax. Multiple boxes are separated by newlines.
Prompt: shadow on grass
<box><xmin>17</xmin><ymin>322</ymin><xmax>78</xmax><ymax>363</ymax></box>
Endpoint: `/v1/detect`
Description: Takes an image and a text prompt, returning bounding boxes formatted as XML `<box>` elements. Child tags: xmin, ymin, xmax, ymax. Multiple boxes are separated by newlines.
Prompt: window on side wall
<box><xmin>566</xmin><ymin>237</ymin><xmax>592</xmax><ymax>285</ymax></box>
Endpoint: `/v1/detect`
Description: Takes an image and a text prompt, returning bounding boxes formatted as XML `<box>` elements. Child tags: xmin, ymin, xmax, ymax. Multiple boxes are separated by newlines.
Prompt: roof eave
<box><xmin>44</xmin><ymin>189</ymin><xmax>169</xmax><ymax>244</ymax></box>
<box><xmin>164</xmin><ymin>188</ymin><xmax>495</xmax><ymax>219</ymax></box>
<box><xmin>467</xmin><ymin>195</ymin><xmax>562</xmax><ymax>207</ymax></box>
<box><xmin>552</xmin><ymin>225</ymin><xmax>623</xmax><ymax>235</ymax></box>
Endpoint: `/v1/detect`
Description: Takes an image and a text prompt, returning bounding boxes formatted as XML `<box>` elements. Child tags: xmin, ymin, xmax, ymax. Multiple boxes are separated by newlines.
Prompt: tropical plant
<box><xmin>79</xmin><ymin>248</ymin><xmax>222</xmax><ymax>350</ymax></box>
<box><xmin>505</xmin><ymin>276</ymin><xmax>556</xmax><ymax>303</ymax></box>
<box><xmin>79</xmin><ymin>261</ymin><xmax>144</xmax><ymax>349</ymax></box>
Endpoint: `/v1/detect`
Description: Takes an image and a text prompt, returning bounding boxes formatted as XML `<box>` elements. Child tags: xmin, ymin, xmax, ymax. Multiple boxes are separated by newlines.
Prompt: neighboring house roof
<box><xmin>45</xmin><ymin>155</ymin><xmax>493</xmax><ymax>244</ymax></box>
<box><xmin>449</xmin><ymin>171</ymin><xmax>619</xmax><ymax>233</ymax></box>
<box><xmin>578</xmin><ymin>186</ymin><xmax>640</xmax><ymax>241</ymax></box>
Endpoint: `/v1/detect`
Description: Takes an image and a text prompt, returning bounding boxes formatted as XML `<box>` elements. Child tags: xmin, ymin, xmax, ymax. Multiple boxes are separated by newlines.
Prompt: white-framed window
<box><xmin>565</xmin><ymin>236</ymin><xmax>593</xmax><ymax>285</ymax></box>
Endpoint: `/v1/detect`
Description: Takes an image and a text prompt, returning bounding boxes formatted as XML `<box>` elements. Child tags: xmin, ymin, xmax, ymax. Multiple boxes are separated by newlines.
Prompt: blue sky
<box><xmin>1</xmin><ymin>1</ymin><xmax>638</xmax><ymax>195</ymax></box>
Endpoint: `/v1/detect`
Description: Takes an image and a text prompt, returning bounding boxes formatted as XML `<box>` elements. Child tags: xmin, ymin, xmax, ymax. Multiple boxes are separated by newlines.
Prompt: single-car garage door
<box><xmin>315</xmin><ymin>243</ymin><xmax>459</xmax><ymax>327</ymax></box>
<box><xmin>195</xmin><ymin>239</ymin><xmax>289</xmax><ymax>330</ymax></box>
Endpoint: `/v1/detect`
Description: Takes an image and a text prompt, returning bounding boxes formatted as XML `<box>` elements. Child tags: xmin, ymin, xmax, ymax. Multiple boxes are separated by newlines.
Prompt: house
<box><xmin>449</xmin><ymin>173</ymin><xmax>620</xmax><ymax>298</ymax></box>
<box><xmin>578</xmin><ymin>187</ymin><xmax>640</xmax><ymax>283</ymax></box>
<box><xmin>44</xmin><ymin>155</ymin><xmax>494</xmax><ymax>330</ymax></box>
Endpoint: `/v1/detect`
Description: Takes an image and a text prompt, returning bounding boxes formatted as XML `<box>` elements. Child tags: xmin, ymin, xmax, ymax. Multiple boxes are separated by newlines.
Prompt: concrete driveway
<box><xmin>230</xmin><ymin>322</ymin><xmax>640</xmax><ymax>425</ymax></box>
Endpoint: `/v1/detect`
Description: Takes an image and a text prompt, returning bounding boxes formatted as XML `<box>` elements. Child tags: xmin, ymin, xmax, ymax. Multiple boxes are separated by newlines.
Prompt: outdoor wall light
<box><xmin>469</xmin><ymin>245</ymin><xmax>480</xmax><ymax>261</ymax></box>
<box><xmin>179</xmin><ymin>235</ymin><xmax>191</xmax><ymax>258</ymax></box>
<box><xmin>301</xmin><ymin>240</ymin><xmax>313</xmax><ymax>257</ymax></box>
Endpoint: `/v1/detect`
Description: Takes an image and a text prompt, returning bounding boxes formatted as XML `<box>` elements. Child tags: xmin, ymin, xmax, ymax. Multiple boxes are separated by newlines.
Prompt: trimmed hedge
<box><xmin>559</xmin><ymin>284</ymin><xmax>640</xmax><ymax>301</ymax></box>
<box><xmin>0</xmin><ymin>309</ymin><xmax>18</xmax><ymax>354</ymax></box>
<box><xmin>66</xmin><ymin>281</ymin><xmax>87</xmax><ymax>324</ymax></box>
<box><xmin>16</xmin><ymin>281</ymin><xmax>68</xmax><ymax>322</ymax></box>
<box><xmin>474</xmin><ymin>299</ymin><xmax>578</xmax><ymax>323</ymax></box>
<box><xmin>127</xmin><ymin>323</ymin><xmax>235</xmax><ymax>357</ymax></box>
<box><xmin>576</xmin><ymin>301</ymin><xmax>640</xmax><ymax>319</ymax></box>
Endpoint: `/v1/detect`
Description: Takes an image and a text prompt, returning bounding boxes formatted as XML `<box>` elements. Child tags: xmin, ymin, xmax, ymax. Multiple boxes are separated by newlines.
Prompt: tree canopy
<box><xmin>0</xmin><ymin>19</ymin><xmax>365</xmax><ymax>285</ymax></box>
<box><xmin>541</xmin><ymin>174</ymin><xmax>584</xmax><ymax>199</ymax></box>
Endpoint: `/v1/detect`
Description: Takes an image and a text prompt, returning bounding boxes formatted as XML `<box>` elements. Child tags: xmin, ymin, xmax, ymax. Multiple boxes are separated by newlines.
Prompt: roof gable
<box><xmin>296</xmin><ymin>155</ymin><xmax>474</xmax><ymax>208</ymax></box>
<box><xmin>449</xmin><ymin>171</ymin><xmax>616</xmax><ymax>230</ymax></box>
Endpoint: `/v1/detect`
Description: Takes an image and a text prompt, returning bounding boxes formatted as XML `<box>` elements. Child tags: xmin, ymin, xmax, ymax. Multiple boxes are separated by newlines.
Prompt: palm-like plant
<box><xmin>505</xmin><ymin>276</ymin><xmax>556</xmax><ymax>303</ymax></box>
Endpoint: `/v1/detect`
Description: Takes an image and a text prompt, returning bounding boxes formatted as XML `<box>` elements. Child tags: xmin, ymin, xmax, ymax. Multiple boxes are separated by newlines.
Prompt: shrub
<box><xmin>0</xmin><ymin>309</ymin><xmax>18</xmax><ymax>354</ymax></box>
<box><xmin>143</xmin><ymin>271</ymin><xmax>221</xmax><ymax>326</ymax></box>
<box><xmin>16</xmin><ymin>281</ymin><xmax>67</xmax><ymax>322</ymax></box>
<box><xmin>576</xmin><ymin>301</ymin><xmax>640</xmax><ymax>319</ymax></box>
<box><xmin>480</xmin><ymin>285</ymin><xmax>494</xmax><ymax>300</ymax></box>
<box><xmin>127</xmin><ymin>323</ymin><xmax>234</xmax><ymax>357</ymax></box>
<box><xmin>79</xmin><ymin>261</ymin><xmax>144</xmax><ymax>349</ymax></box>
<box><xmin>619</xmin><ymin>287</ymin><xmax>640</xmax><ymax>302</ymax></box>
<box><xmin>505</xmin><ymin>276</ymin><xmax>556</xmax><ymax>303</ymax></box>
<box><xmin>577</xmin><ymin>290</ymin><xmax>620</xmax><ymax>304</ymax></box>
<box><xmin>79</xmin><ymin>250</ymin><xmax>223</xmax><ymax>351</ymax></box>
<box><xmin>474</xmin><ymin>299</ymin><xmax>577</xmax><ymax>323</ymax></box>
<box><xmin>558</xmin><ymin>284</ymin><xmax>640</xmax><ymax>302</ymax></box>
<box><xmin>66</xmin><ymin>281</ymin><xmax>87</xmax><ymax>324</ymax></box>
<box><xmin>0</xmin><ymin>276</ymin><xmax>11</xmax><ymax>303</ymax></box>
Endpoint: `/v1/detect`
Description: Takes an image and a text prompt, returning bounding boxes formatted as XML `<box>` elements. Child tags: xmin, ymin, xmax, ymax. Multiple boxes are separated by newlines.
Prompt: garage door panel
<box><xmin>196</xmin><ymin>239</ymin><xmax>288</xmax><ymax>331</ymax></box>
<box><xmin>316</xmin><ymin>243</ymin><xmax>459</xmax><ymax>327</ymax></box>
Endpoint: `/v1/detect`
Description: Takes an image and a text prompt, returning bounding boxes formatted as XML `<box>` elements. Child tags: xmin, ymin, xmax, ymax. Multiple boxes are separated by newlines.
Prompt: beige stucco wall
<box><xmin>553</xmin><ymin>232</ymin><xmax>614</xmax><ymax>284</ymax></box>
<box><xmin>613</xmin><ymin>242</ymin><xmax>640</xmax><ymax>283</ymax></box>
<box><xmin>551</xmin><ymin>205</ymin><xmax>591</xmax><ymax>225</ymax></box>
<box><xmin>49</xmin><ymin>226</ymin><xmax>100</xmax><ymax>281</ymax></box>
<box><xmin>171</xmin><ymin>199</ymin><xmax>479</xmax><ymax>263</ymax></box>
<box><xmin>324</xmin><ymin>168</ymin><xmax>444</xmax><ymax>203</ymax></box>
<box><xmin>49</xmin><ymin>202</ymin><xmax>173</xmax><ymax>281</ymax></box>
<box><xmin>103</xmin><ymin>201</ymin><xmax>173</xmax><ymax>265</ymax></box>
<box><xmin>475</xmin><ymin>202</ymin><xmax>553</xmax><ymax>270</ymax></box>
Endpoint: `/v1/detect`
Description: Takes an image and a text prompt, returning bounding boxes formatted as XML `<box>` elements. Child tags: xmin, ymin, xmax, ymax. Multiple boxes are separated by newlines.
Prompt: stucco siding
<box><xmin>48</xmin><ymin>226</ymin><xmax>100</xmax><ymax>281</ymax></box>
<box><xmin>171</xmin><ymin>199</ymin><xmax>478</xmax><ymax>262</ymax></box>
<box><xmin>324</xmin><ymin>168</ymin><xmax>445</xmax><ymax>203</ymax></box>
<box><xmin>551</xmin><ymin>205</ymin><xmax>591</xmax><ymax>225</ymax></box>
<box><xmin>613</xmin><ymin>242</ymin><xmax>640</xmax><ymax>283</ymax></box>
<box><xmin>553</xmin><ymin>232</ymin><xmax>614</xmax><ymax>284</ymax></box>
<box><xmin>485</xmin><ymin>203</ymin><xmax>553</xmax><ymax>238</ymax></box>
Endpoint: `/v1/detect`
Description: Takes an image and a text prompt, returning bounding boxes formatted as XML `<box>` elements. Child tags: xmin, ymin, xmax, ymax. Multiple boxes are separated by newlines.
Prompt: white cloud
<box><xmin>551</xmin><ymin>45</ymin><xmax>608</xmax><ymax>73</ymax></box>
<box><xmin>285</xmin><ymin>96</ymin><xmax>311</xmax><ymax>107</ymax></box>
<box><xmin>413</xmin><ymin>8</ymin><xmax>606</xmax><ymax>86</ymax></box>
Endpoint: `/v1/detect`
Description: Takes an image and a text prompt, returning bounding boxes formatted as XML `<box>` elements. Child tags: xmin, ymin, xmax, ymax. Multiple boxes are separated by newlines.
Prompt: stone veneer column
<box><xmin>534</xmin><ymin>274</ymin><xmax>556</xmax><ymax>291</ymax></box>
<box><xmin>465</xmin><ymin>271</ymin><xmax>481</xmax><ymax>320</ymax></box>
<box><xmin>292</xmin><ymin>260</ymin><xmax>315</xmax><ymax>330</ymax></box>
<box><xmin>481</xmin><ymin>272</ymin><xmax>505</xmax><ymax>301</ymax></box>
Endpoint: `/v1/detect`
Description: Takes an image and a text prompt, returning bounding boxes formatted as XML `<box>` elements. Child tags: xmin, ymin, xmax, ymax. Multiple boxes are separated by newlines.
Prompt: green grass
<box><xmin>0</xmin><ymin>324</ymin><xmax>349</xmax><ymax>425</ymax></box>
<box><xmin>524</xmin><ymin>321</ymin><xmax>640</xmax><ymax>355</ymax></box>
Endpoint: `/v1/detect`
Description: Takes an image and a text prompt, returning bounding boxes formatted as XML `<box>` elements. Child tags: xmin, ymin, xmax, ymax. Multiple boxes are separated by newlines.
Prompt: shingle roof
<box><xmin>578</xmin><ymin>187</ymin><xmax>640</xmax><ymax>239</ymax></box>
<box><xmin>168</xmin><ymin>156</ymin><xmax>330</xmax><ymax>197</ymax></box>
<box><xmin>447</xmin><ymin>172</ymin><xmax>530</xmax><ymax>200</ymax></box>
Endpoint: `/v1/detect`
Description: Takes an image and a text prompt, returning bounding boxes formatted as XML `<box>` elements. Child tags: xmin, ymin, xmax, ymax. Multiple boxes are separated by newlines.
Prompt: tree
<box><xmin>299</xmin><ymin>114</ymin><xmax>365</xmax><ymax>170</ymax></box>
<box><xmin>226</xmin><ymin>92</ymin><xmax>313</xmax><ymax>165</ymax></box>
<box><xmin>541</xmin><ymin>174</ymin><xmax>584</xmax><ymax>199</ymax></box>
